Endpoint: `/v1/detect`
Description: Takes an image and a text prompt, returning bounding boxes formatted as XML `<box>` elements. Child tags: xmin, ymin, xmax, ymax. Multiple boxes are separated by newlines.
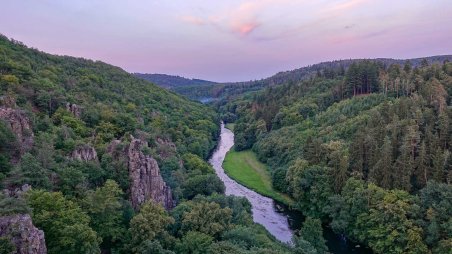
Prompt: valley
<box><xmin>0</xmin><ymin>34</ymin><xmax>451</xmax><ymax>254</ymax></box>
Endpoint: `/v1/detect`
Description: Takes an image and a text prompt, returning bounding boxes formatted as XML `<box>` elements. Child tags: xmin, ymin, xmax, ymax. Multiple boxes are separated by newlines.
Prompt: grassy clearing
<box><xmin>223</xmin><ymin>149</ymin><xmax>294</xmax><ymax>206</ymax></box>
<box><xmin>225</xmin><ymin>123</ymin><xmax>235</xmax><ymax>132</ymax></box>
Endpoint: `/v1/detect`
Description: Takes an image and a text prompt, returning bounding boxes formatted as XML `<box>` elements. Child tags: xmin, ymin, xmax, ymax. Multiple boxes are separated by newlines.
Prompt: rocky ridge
<box><xmin>0</xmin><ymin>214</ymin><xmax>47</xmax><ymax>254</ymax></box>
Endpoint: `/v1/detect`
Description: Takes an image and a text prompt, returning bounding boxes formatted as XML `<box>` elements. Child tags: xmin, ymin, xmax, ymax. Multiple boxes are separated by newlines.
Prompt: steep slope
<box><xmin>0</xmin><ymin>35</ymin><xmax>291</xmax><ymax>254</ymax></box>
<box><xmin>0</xmin><ymin>35</ymin><xmax>219</xmax><ymax>253</ymax></box>
<box><xmin>222</xmin><ymin>60</ymin><xmax>452</xmax><ymax>253</ymax></box>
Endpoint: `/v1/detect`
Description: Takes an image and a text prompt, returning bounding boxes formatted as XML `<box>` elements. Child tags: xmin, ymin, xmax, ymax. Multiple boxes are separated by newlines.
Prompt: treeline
<box><xmin>156</xmin><ymin>56</ymin><xmax>451</xmax><ymax>101</ymax></box>
<box><xmin>0</xmin><ymin>35</ymin><xmax>291</xmax><ymax>254</ymax></box>
<box><xmin>221</xmin><ymin>60</ymin><xmax>452</xmax><ymax>253</ymax></box>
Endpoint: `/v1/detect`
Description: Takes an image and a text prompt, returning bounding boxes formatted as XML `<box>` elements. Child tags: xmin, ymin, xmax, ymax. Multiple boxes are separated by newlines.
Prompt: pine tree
<box><xmin>299</xmin><ymin>217</ymin><xmax>328</xmax><ymax>254</ymax></box>
<box><xmin>394</xmin><ymin>125</ymin><xmax>420</xmax><ymax>191</ymax></box>
<box><xmin>415</xmin><ymin>141</ymin><xmax>430</xmax><ymax>188</ymax></box>
<box><xmin>432</xmin><ymin>148</ymin><xmax>448</xmax><ymax>183</ymax></box>
<box><xmin>438</xmin><ymin>112</ymin><xmax>449</xmax><ymax>149</ymax></box>
<box><xmin>371</xmin><ymin>136</ymin><xmax>393</xmax><ymax>188</ymax></box>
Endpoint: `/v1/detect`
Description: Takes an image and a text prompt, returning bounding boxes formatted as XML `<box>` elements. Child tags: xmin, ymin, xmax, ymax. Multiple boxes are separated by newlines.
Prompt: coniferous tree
<box><xmin>371</xmin><ymin>136</ymin><xmax>393</xmax><ymax>188</ymax></box>
<box><xmin>415</xmin><ymin>141</ymin><xmax>430</xmax><ymax>188</ymax></box>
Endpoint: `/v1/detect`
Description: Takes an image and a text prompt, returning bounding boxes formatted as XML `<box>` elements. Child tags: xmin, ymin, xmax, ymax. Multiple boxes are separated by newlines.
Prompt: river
<box><xmin>209</xmin><ymin>123</ymin><xmax>373</xmax><ymax>253</ymax></box>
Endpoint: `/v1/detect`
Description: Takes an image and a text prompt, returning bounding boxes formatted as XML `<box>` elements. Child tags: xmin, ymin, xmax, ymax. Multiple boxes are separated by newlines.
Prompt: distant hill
<box><xmin>134</xmin><ymin>73</ymin><xmax>216</xmax><ymax>89</ymax></box>
<box><xmin>135</xmin><ymin>55</ymin><xmax>452</xmax><ymax>101</ymax></box>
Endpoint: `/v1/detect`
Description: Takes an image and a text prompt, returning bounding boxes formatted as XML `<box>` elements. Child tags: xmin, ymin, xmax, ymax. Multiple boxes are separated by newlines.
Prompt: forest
<box><xmin>220</xmin><ymin>59</ymin><xmax>452</xmax><ymax>254</ymax></box>
<box><xmin>0</xmin><ymin>35</ymin><xmax>295</xmax><ymax>254</ymax></box>
<box><xmin>1</xmin><ymin>33</ymin><xmax>451</xmax><ymax>254</ymax></box>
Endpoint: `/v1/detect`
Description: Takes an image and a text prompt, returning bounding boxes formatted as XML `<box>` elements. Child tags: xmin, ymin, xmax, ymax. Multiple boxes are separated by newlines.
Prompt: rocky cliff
<box><xmin>71</xmin><ymin>144</ymin><xmax>98</xmax><ymax>162</ymax></box>
<box><xmin>0</xmin><ymin>107</ymin><xmax>33</xmax><ymax>158</ymax></box>
<box><xmin>0</xmin><ymin>214</ymin><xmax>47</xmax><ymax>254</ymax></box>
<box><xmin>66</xmin><ymin>103</ymin><xmax>82</xmax><ymax>118</ymax></box>
<box><xmin>107</xmin><ymin>137</ymin><xmax>173</xmax><ymax>210</ymax></box>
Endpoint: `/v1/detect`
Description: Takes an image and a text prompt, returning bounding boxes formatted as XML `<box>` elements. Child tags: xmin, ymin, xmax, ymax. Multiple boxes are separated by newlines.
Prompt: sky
<box><xmin>1</xmin><ymin>0</ymin><xmax>452</xmax><ymax>82</ymax></box>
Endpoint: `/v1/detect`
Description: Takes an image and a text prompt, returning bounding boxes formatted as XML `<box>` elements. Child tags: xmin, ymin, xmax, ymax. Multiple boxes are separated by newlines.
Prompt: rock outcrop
<box><xmin>0</xmin><ymin>214</ymin><xmax>47</xmax><ymax>254</ymax></box>
<box><xmin>2</xmin><ymin>184</ymin><xmax>31</xmax><ymax>198</ymax></box>
<box><xmin>66</xmin><ymin>103</ymin><xmax>82</xmax><ymax>118</ymax></box>
<box><xmin>71</xmin><ymin>144</ymin><xmax>98</xmax><ymax>162</ymax></box>
<box><xmin>0</xmin><ymin>107</ymin><xmax>33</xmax><ymax>157</ymax></box>
<box><xmin>107</xmin><ymin>137</ymin><xmax>173</xmax><ymax>210</ymax></box>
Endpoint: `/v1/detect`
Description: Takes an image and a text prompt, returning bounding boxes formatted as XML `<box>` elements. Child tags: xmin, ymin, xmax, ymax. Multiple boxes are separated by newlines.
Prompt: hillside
<box><xmin>151</xmin><ymin>56</ymin><xmax>452</xmax><ymax>101</ymax></box>
<box><xmin>221</xmin><ymin>59</ymin><xmax>452</xmax><ymax>253</ymax></box>
<box><xmin>0</xmin><ymin>35</ymin><xmax>290</xmax><ymax>254</ymax></box>
<box><xmin>134</xmin><ymin>73</ymin><xmax>216</xmax><ymax>89</ymax></box>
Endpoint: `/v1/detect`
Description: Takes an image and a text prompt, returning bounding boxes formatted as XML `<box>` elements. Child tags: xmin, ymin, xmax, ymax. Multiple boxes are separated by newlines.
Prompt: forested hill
<box><xmin>134</xmin><ymin>73</ymin><xmax>217</xmax><ymax>88</ymax></box>
<box><xmin>151</xmin><ymin>55</ymin><xmax>452</xmax><ymax>101</ymax></box>
<box><xmin>221</xmin><ymin>59</ymin><xmax>452</xmax><ymax>253</ymax></box>
<box><xmin>0</xmin><ymin>35</ymin><xmax>295</xmax><ymax>254</ymax></box>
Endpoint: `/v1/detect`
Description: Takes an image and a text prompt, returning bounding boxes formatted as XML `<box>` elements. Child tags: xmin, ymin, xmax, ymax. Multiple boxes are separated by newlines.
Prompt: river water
<box><xmin>209</xmin><ymin>123</ymin><xmax>373</xmax><ymax>253</ymax></box>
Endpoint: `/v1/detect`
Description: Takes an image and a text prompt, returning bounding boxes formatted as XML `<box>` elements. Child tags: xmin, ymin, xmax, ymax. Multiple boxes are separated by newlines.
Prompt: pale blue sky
<box><xmin>1</xmin><ymin>0</ymin><xmax>451</xmax><ymax>81</ymax></box>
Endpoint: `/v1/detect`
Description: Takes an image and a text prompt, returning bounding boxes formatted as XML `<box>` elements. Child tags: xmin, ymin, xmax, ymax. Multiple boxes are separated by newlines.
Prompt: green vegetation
<box><xmin>141</xmin><ymin>56</ymin><xmax>451</xmax><ymax>101</ymax></box>
<box><xmin>221</xmin><ymin>59</ymin><xmax>452</xmax><ymax>253</ymax></box>
<box><xmin>0</xmin><ymin>35</ymin><xmax>290</xmax><ymax>254</ymax></box>
<box><xmin>225</xmin><ymin>123</ymin><xmax>235</xmax><ymax>131</ymax></box>
<box><xmin>223</xmin><ymin>149</ymin><xmax>293</xmax><ymax>205</ymax></box>
<box><xmin>2</xmin><ymin>33</ymin><xmax>451</xmax><ymax>254</ymax></box>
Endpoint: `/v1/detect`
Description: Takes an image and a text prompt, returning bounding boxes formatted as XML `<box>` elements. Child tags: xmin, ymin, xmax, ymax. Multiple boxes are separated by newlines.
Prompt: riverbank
<box><xmin>222</xmin><ymin>149</ymin><xmax>294</xmax><ymax>206</ymax></box>
<box><xmin>225</xmin><ymin>123</ymin><xmax>235</xmax><ymax>132</ymax></box>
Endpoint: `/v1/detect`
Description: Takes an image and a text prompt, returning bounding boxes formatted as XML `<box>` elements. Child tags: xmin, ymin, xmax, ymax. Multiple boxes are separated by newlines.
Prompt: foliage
<box><xmin>129</xmin><ymin>201</ymin><xmax>174</xmax><ymax>248</ymax></box>
<box><xmin>0</xmin><ymin>35</ymin><xmax>231</xmax><ymax>253</ymax></box>
<box><xmin>0</xmin><ymin>236</ymin><xmax>15</xmax><ymax>254</ymax></box>
<box><xmin>81</xmin><ymin>180</ymin><xmax>127</xmax><ymax>251</ymax></box>
<box><xmin>298</xmin><ymin>217</ymin><xmax>327</xmax><ymax>254</ymax></box>
<box><xmin>223</xmin><ymin>60</ymin><xmax>452</xmax><ymax>253</ymax></box>
<box><xmin>176</xmin><ymin>231</ymin><xmax>214</xmax><ymax>254</ymax></box>
<box><xmin>180</xmin><ymin>201</ymin><xmax>232</xmax><ymax>238</ymax></box>
<box><xmin>26</xmin><ymin>190</ymin><xmax>101</xmax><ymax>254</ymax></box>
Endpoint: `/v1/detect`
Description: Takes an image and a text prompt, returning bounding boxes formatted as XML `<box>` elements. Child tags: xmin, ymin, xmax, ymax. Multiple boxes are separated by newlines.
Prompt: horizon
<box><xmin>1</xmin><ymin>1</ymin><xmax>452</xmax><ymax>82</ymax></box>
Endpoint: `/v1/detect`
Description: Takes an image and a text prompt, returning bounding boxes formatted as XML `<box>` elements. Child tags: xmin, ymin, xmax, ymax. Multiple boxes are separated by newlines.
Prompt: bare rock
<box><xmin>0</xmin><ymin>107</ymin><xmax>33</xmax><ymax>157</ymax></box>
<box><xmin>0</xmin><ymin>214</ymin><xmax>47</xmax><ymax>254</ymax></box>
<box><xmin>2</xmin><ymin>184</ymin><xmax>31</xmax><ymax>198</ymax></box>
<box><xmin>0</xmin><ymin>95</ymin><xmax>17</xmax><ymax>108</ymax></box>
<box><xmin>106</xmin><ymin>138</ymin><xmax>173</xmax><ymax>210</ymax></box>
<box><xmin>127</xmin><ymin>138</ymin><xmax>173</xmax><ymax>210</ymax></box>
<box><xmin>66</xmin><ymin>103</ymin><xmax>82</xmax><ymax>118</ymax></box>
<box><xmin>71</xmin><ymin>144</ymin><xmax>98</xmax><ymax>162</ymax></box>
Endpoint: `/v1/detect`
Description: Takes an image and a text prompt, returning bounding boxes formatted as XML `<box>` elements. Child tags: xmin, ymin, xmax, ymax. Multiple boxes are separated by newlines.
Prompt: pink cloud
<box><xmin>180</xmin><ymin>0</ymin><xmax>297</xmax><ymax>38</ymax></box>
<box><xmin>180</xmin><ymin>15</ymin><xmax>205</xmax><ymax>25</ymax></box>
<box><xmin>232</xmin><ymin>22</ymin><xmax>260</xmax><ymax>36</ymax></box>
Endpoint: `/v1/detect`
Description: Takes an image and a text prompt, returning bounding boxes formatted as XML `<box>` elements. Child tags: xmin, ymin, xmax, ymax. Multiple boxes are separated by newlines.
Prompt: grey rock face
<box><xmin>0</xmin><ymin>214</ymin><xmax>47</xmax><ymax>254</ymax></box>
<box><xmin>106</xmin><ymin>137</ymin><xmax>173</xmax><ymax>210</ymax></box>
<box><xmin>0</xmin><ymin>107</ymin><xmax>34</xmax><ymax>158</ymax></box>
<box><xmin>2</xmin><ymin>184</ymin><xmax>31</xmax><ymax>198</ymax></box>
<box><xmin>66</xmin><ymin>103</ymin><xmax>82</xmax><ymax>118</ymax></box>
<box><xmin>127</xmin><ymin>138</ymin><xmax>173</xmax><ymax>210</ymax></box>
<box><xmin>71</xmin><ymin>144</ymin><xmax>98</xmax><ymax>162</ymax></box>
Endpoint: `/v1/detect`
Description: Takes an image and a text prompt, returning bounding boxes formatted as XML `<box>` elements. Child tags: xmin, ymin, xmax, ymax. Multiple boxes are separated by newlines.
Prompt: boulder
<box><xmin>0</xmin><ymin>214</ymin><xmax>47</xmax><ymax>254</ymax></box>
<box><xmin>106</xmin><ymin>137</ymin><xmax>173</xmax><ymax>210</ymax></box>
<box><xmin>0</xmin><ymin>107</ymin><xmax>33</xmax><ymax>158</ymax></box>
<box><xmin>71</xmin><ymin>144</ymin><xmax>98</xmax><ymax>162</ymax></box>
<box><xmin>65</xmin><ymin>103</ymin><xmax>82</xmax><ymax>118</ymax></box>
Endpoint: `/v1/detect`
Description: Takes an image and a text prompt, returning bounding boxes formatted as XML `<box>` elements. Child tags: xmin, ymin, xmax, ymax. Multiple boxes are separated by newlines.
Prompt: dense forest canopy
<box><xmin>0</xmin><ymin>35</ymin><xmax>294</xmax><ymax>254</ymax></box>
<box><xmin>138</xmin><ymin>56</ymin><xmax>452</xmax><ymax>101</ymax></box>
<box><xmin>134</xmin><ymin>73</ymin><xmax>217</xmax><ymax>89</ymax></box>
<box><xmin>1</xmin><ymin>32</ymin><xmax>451</xmax><ymax>254</ymax></box>
<box><xmin>220</xmin><ymin>59</ymin><xmax>452</xmax><ymax>254</ymax></box>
